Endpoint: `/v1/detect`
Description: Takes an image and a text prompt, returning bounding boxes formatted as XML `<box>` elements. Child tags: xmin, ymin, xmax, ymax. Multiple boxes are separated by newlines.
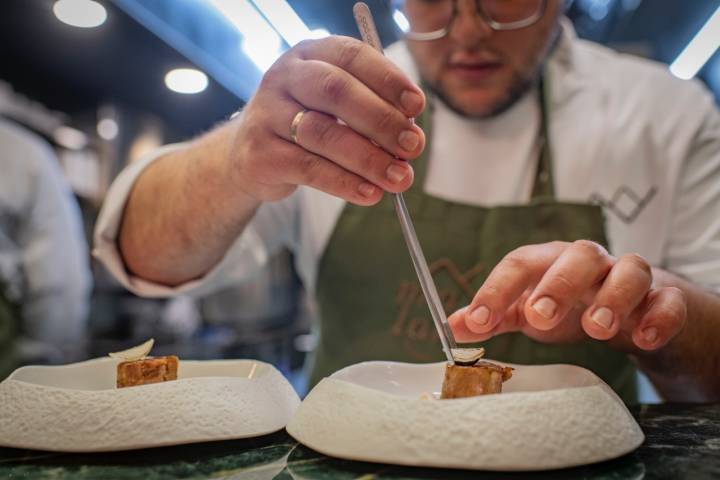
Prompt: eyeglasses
<box><xmin>399</xmin><ymin>0</ymin><xmax>547</xmax><ymax>40</ymax></box>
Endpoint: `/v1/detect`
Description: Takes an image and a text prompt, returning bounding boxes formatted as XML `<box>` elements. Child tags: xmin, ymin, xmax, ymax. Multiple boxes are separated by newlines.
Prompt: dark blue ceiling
<box><xmin>114</xmin><ymin>0</ymin><xmax>720</xmax><ymax>103</ymax></box>
<box><xmin>0</xmin><ymin>0</ymin><xmax>717</xmax><ymax>142</ymax></box>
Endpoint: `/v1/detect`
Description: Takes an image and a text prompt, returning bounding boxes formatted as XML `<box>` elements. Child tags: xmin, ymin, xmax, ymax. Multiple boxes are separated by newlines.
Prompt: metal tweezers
<box><xmin>353</xmin><ymin>2</ymin><xmax>458</xmax><ymax>363</ymax></box>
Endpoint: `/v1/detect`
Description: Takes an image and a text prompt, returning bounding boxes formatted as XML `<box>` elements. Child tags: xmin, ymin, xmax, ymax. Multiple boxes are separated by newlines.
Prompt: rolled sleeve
<box><xmin>93</xmin><ymin>144</ymin><xmax>293</xmax><ymax>298</ymax></box>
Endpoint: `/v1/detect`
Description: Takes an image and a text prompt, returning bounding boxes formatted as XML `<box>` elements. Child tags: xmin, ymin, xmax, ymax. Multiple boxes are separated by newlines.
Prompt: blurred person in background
<box><xmin>95</xmin><ymin>0</ymin><xmax>720</xmax><ymax>403</ymax></box>
<box><xmin>0</xmin><ymin>117</ymin><xmax>92</xmax><ymax>379</ymax></box>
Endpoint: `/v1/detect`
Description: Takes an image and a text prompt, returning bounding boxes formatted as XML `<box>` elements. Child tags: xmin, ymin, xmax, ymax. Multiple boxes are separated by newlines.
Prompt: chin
<box><xmin>441</xmin><ymin>89</ymin><xmax>513</xmax><ymax>118</ymax></box>
<box><xmin>434</xmin><ymin>73</ymin><xmax>535</xmax><ymax>119</ymax></box>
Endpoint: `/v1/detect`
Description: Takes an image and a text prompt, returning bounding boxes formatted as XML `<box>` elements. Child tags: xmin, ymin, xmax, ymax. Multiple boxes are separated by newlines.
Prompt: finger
<box><xmin>449</xmin><ymin>307</ymin><xmax>484</xmax><ymax>343</ymax></box>
<box><xmin>294</xmin><ymin>36</ymin><xmax>425</xmax><ymax>118</ymax></box>
<box><xmin>449</xmin><ymin>305</ymin><xmax>517</xmax><ymax>343</ymax></box>
<box><xmin>631</xmin><ymin>287</ymin><xmax>687</xmax><ymax>351</ymax></box>
<box><xmin>464</xmin><ymin>242</ymin><xmax>568</xmax><ymax>335</ymax></box>
<box><xmin>292</xmin><ymin>109</ymin><xmax>415</xmax><ymax>194</ymax></box>
<box><xmin>287</xmin><ymin>59</ymin><xmax>425</xmax><ymax>159</ymax></box>
<box><xmin>525</xmin><ymin>240</ymin><xmax>613</xmax><ymax>331</ymax></box>
<box><xmin>265</xmin><ymin>138</ymin><xmax>383</xmax><ymax>206</ymax></box>
<box><xmin>581</xmin><ymin>254</ymin><xmax>652</xmax><ymax>341</ymax></box>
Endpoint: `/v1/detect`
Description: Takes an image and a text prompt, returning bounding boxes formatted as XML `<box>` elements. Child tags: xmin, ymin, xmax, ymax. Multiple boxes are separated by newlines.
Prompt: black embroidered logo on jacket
<box><xmin>590</xmin><ymin>186</ymin><xmax>657</xmax><ymax>223</ymax></box>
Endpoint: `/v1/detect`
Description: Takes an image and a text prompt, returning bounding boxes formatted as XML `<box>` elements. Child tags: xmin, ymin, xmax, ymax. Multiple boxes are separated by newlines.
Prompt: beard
<box><xmin>427</xmin><ymin>69</ymin><xmax>539</xmax><ymax>119</ymax></box>
<box><xmin>422</xmin><ymin>28</ymin><xmax>562</xmax><ymax>119</ymax></box>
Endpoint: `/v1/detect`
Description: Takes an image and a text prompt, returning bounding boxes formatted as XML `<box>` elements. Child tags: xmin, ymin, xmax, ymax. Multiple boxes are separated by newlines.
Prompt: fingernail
<box><xmin>591</xmin><ymin>307</ymin><xmax>614</xmax><ymax>330</ymax></box>
<box><xmin>386</xmin><ymin>163</ymin><xmax>409</xmax><ymax>183</ymax></box>
<box><xmin>400</xmin><ymin>90</ymin><xmax>423</xmax><ymax>114</ymax></box>
<box><xmin>643</xmin><ymin>327</ymin><xmax>658</xmax><ymax>344</ymax></box>
<box><xmin>469</xmin><ymin>306</ymin><xmax>490</xmax><ymax>327</ymax></box>
<box><xmin>532</xmin><ymin>297</ymin><xmax>557</xmax><ymax>319</ymax></box>
<box><xmin>398</xmin><ymin>130</ymin><xmax>420</xmax><ymax>152</ymax></box>
<box><xmin>357</xmin><ymin>182</ymin><xmax>377</xmax><ymax>198</ymax></box>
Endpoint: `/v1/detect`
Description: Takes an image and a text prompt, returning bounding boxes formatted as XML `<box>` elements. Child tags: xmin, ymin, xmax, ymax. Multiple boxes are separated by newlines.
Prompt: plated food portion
<box><xmin>442</xmin><ymin>347</ymin><xmax>513</xmax><ymax>399</ymax></box>
<box><xmin>0</xmin><ymin>351</ymin><xmax>300</xmax><ymax>452</ymax></box>
<box><xmin>110</xmin><ymin>339</ymin><xmax>178</xmax><ymax>388</ymax></box>
<box><xmin>287</xmin><ymin>361</ymin><xmax>644</xmax><ymax>471</ymax></box>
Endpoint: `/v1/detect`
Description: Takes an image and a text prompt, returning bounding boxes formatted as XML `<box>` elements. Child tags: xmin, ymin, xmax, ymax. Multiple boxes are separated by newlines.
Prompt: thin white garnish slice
<box><xmin>109</xmin><ymin>338</ymin><xmax>154</xmax><ymax>361</ymax></box>
<box><xmin>451</xmin><ymin>347</ymin><xmax>485</xmax><ymax>366</ymax></box>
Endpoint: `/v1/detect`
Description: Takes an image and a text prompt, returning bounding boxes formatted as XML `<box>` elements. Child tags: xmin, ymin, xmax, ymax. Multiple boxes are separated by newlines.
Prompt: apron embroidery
<box><xmin>393</xmin><ymin>259</ymin><xmax>485</xmax><ymax>339</ymax></box>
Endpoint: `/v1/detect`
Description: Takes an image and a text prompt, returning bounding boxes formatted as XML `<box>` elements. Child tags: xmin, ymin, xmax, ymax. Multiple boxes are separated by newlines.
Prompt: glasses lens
<box><xmin>401</xmin><ymin>0</ymin><xmax>453</xmax><ymax>34</ymax></box>
<box><xmin>481</xmin><ymin>0</ymin><xmax>544</xmax><ymax>25</ymax></box>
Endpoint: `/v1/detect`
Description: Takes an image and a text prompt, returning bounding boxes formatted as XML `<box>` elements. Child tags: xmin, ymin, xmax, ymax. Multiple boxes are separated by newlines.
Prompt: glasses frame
<box><xmin>403</xmin><ymin>0</ymin><xmax>548</xmax><ymax>41</ymax></box>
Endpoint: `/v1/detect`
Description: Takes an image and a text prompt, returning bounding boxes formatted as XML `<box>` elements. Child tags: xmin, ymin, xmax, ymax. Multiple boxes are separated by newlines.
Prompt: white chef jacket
<box><xmin>0</xmin><ymin>118</ymin><xmax>92</xmax><ymax>344</ymax></box>
<box><xmin>94</xmin><ymin>23</ymin><xmax>720</xmax><ymax>299</ymax></box>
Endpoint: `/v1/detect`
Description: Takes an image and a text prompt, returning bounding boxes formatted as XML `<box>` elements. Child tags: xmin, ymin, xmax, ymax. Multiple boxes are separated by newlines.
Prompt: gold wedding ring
<box><xmin>290</xmin><ymin>109</ymin><xmax>308</xmax><ymax>144</ymax></box>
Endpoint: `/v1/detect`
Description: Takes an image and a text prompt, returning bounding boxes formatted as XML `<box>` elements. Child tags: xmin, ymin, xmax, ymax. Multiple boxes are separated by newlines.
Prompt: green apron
<box><xmin>0</xmin><ymin>283</ymin><xmax>19</xmax><ymax>380</ymax></box>
<box><xmin>312</xmin><ymin>79</ymin><xmax>637</xmax><ymax>404</ymax></box>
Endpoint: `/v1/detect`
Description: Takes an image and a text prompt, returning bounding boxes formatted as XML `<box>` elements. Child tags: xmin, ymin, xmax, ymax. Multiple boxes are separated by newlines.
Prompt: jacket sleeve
<box><xmin>93</xmin><ymin>144</ymin><xmax>298</xmax><ymax>298</ymax></box>
<box><xmin>664</xmin><ymin>83</ymin><xmax>720</xmax><ymax>293</ymax></box>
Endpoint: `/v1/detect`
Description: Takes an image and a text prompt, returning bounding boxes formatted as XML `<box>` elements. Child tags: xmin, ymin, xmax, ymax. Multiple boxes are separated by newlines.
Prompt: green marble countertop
<box><xmin>1</xmin><ymin>403</ymin><xmax>718</xmax><ymax>480</ymax></box>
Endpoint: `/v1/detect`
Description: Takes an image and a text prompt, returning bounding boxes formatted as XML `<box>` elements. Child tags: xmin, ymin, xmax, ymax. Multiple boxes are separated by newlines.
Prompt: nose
<box><xmin>448</xmin><ymin>0</ymin><xmax>494</xmax><ymax>46</ymax></box>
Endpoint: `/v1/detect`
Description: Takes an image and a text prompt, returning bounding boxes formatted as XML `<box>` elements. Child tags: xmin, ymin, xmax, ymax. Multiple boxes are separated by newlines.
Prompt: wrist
<box><xmin>201</xmin><ymin>119</ymin><xmax>263</xmax><ymax>211</ymax></box>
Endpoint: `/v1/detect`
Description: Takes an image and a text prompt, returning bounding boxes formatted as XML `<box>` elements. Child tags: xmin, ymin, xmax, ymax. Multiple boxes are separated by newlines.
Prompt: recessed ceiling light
<box><xmin>164</xmin><ymin>68</ymin><xmax>209</xmax><ymax>94</ymax></box>
<box><xmin>97</xmin><ymin>118</ymin><xmax>119</xmax><ymax>140</ymax></box>
<box><xmin>53</xmin><ymin>0</ymin><xmax>107</xmax><ymax>29</ymax></box>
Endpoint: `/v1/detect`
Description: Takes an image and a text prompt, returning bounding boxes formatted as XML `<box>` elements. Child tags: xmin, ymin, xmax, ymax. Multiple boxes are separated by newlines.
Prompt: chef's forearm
<box><xmin>633</xmin><ymin>269</ymin><xmax>720</xmax><ymax>402</ymax></box>
<box><xmin>119</xmin><ymin>122</ymin><xmax>260</xmax><ymax>287</ymax></box>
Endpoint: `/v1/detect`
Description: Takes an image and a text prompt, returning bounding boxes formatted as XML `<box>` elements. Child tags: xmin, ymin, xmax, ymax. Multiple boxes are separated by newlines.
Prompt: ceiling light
<box><xmin>393</xmin><ymin>9</ymin><xmax>410</xmax><ymax>33</ymax></box>
<box><xmin>250</xmin><ymin>0</ymin><xmax>329</xmax><ymax>46</ymax></box>
<box><xmin>97</xmin><ymin>118</ymin><xmax>119</xmax><ymax>140</ymax></box>
<box><xmin>670</xmin><ymin>6</ymin><xmax>720</xmax><ymax>80</ymax></box>
<box><xmin>206</xmin><ymin>0</ymin><xmax>282</xmax><ymax>73</ymax></box>
<box><xmin>164</xmin><ymin>68</ymin><xmax>209</xmax><ymax>94</ymax></box>
<box><xmin>206</xmin><ymin>0</ymin><xmax>283</xmax><ymax>73</ymax></box>
<box><xmin>53</xmin><ymin>0</ymin><xmax>107</xmax><ymax>29</ymax></box>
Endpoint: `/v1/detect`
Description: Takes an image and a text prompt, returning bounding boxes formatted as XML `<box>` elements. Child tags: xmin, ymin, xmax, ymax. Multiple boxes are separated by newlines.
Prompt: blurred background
<box><xmin>0</xmin><ymin>0</ymin><xmax>718</xmax><ymax>394</ymax></box>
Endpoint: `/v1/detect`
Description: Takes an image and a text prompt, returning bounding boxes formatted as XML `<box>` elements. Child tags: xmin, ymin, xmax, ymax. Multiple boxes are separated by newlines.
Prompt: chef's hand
<box><xmin>448</xmin><ymin>240</ymin><xmax>688</xmax><ymax>353</ymax></box>
<box><xmin>228</xmin><ymin>36</ymin><xmax>425</xmax><ymax>206</ymax></box>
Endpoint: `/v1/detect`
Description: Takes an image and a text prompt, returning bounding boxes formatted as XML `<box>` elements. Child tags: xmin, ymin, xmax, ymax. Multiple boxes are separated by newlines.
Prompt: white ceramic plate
<box><xmin>0</xmin><ymin>357</ymin><xmax>300</xmax><ymax>452</ymax></box>
<box><xmin>287</xmin><ymin>361</ymin><xmax>644</xmax><ymax>471</ymax></box>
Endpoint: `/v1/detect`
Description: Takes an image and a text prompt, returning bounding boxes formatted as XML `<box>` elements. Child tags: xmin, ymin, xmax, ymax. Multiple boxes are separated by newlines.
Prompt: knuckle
<box><xmin>476</xmin><ymin>284</ymin><xmax>504</xmax><ymax>307</ymax></box>
<box><xmin>260</xmin><ymin>62</ymin><xmax>287</xmax><ymax>89</ymax></box>
<box><xmin>645</xmin><ymin>287</ymin><xmax>687</xmax><ymax>329</ymax></box>
<box><xmin>547</xmin><ymin>240</ymin><xmax>570</xmax><ymax>253</ymax></box>
<box><xmin>359</xmin><ymin>148</ymin><xmax>385</xmax><ymax>175</ymax></box>
<box><xmin>333</xmin><ymin>171</ymin><xmax>354</xmax><ymax>197</ymax></box>
<box><xmin>296</xmin><ymin>153</ymin><xmax>324</xmax><ymax>183</ymax></box>
<box><xmin>653</xmin><ymin>305</ymin><xmax>680</xmax><ymax>325</ymax></box>
<box><xmin>546</xmin><ymin>272</ymin><xmax>577</xmax><ymax>296</ymax></box>
<box><xmin>572</xmin><ymin>239</ymin><xmax>607</xmax><ymax>259</ymax></box>
<box><xmin>620</xmin><ymin>253</ymin><xmax>652</xmax><ymax>276</ymax></box>
<box><xmin>305</xmin><ymin>113</ymin><xmax>337</xmax><ymax>148</ymax></box>
<box><xmin>334</xmin><ymin>37</ymin><xmax>364</xmax><ymax>69</ymax></box>
<box><xmin>294</xmin><ymin>38</ymin><xmax>316</xmax><ymax>55</ymax></box>
<box><xmin>663</xmin><ymin>287</ymin><xmax>688</xmax><ymax>316</ymax></box>
<box><xmin>381</xmin><ymin>69</ymin><xmax>401</xmax><ymax>94</ymax></box>
<box><xmin>376</xmin><ymin>108</ymin><xmax>397</xmax><ymax>132</ymax></box>
<box><xmin>320</xmin><ymin>69</ymin><xmax>351</xmax><ymax>104</ymax></box>
<box><xmin>664</xmin><ymin>286</ymin><xmax>686</xmax><ymax>301</ymax></box>
<box><xmin>503</xmin><ymin>249</ymin><xmax>530</xmax><ymax>271</ymax></box>
<box><xmin>601</xmin><ymin>283</ymin><xmax>634</xmax><ymax>308</ymax></box>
